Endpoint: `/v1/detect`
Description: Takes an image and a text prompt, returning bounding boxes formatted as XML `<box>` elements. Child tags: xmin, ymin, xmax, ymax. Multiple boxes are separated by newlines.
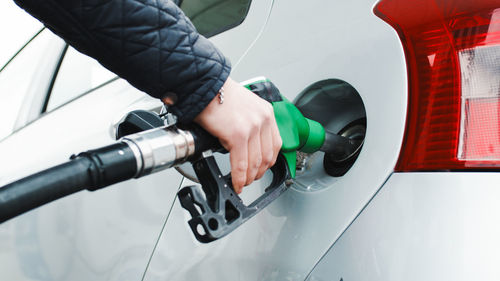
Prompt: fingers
<box><xmin>246</xmin><ymin>127</ymin><xmax>262</xmax><ymax>186</ymax></box>
<box><xmin>229</xmin><ymin>131</ymin><xmax>248</xmax><ymax>194</ymax></box>
<box><xmin>269</xmin><ymin>112</ymin><xmax>283</xmax><ymax>167</ymax></box>
<box><xmin>256</xmin><ymin>118</ymin><xmax>273</xmax><ymax>180</ymax></box>
<box><xmin>239</xmin><ymin>104</ymin><xmax>282</xmax><ymax>190</ymax></box>
<box><xmin>253</xmin><ymin>105</ymin><xmax>282</xmax><ymax>182</ymax></box>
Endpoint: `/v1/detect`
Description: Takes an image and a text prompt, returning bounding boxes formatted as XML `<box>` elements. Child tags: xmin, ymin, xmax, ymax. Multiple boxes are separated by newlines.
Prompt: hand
<box><xmin>194</xmin><ymin>77</ymin><xmax>282</xmax><ymax>193</ymax></box>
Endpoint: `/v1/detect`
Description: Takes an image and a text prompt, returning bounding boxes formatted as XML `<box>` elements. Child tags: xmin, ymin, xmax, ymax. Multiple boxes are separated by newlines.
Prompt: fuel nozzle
<box><xmin>245</xmin><ymin>78</ymin><xmax>363</xmax><ymax>178</ymax></box>
<box><xmin>0</xmin><ymin>77</ymin><xmax>363</xmax><ymax>242</ymax></box>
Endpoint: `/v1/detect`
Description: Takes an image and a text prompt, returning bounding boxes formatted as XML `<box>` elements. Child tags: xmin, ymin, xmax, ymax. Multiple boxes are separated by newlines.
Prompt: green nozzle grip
<box><xmin>271</xmin><ymin>99</ymin><xmax>325</xmax><ymax>178</ymax></box>
<box><xmin>244</xmin><ymin>78</ymin><xmax>326</xmax><ymax>178</ymax></box>
<box><xmin>302</xmin><ymin>119</ymin><xmax>325</xmax><ymax>153</ymax></box>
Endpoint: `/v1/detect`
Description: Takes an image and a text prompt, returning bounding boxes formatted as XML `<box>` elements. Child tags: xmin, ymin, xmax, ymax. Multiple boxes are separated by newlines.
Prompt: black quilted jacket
<box><xmin>14</xmin><ymin>0</ymin><xmax>231</xmax><ymax>122</ymax></box>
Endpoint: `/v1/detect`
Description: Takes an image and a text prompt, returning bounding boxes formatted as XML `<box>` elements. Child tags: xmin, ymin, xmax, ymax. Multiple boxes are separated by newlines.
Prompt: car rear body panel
<box><xmin>307</xmin><ymin>172</ymin><xmax>500</xmax><ymax>281</ymax></box>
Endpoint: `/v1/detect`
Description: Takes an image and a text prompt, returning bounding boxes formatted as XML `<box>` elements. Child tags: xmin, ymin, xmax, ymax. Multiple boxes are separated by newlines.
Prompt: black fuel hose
<box><xmin>0</xmin><ymin>122</ymin><xmax>363</xmax><ymax>224</ymax></box>
<box><xmin>0</xmin><ymin>142</ymin><xmax>137</xmax><ymax>223</ymax></box>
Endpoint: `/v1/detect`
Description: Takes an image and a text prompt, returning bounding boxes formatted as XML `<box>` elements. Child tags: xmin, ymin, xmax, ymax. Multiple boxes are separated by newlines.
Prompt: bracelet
<box><xmin>218</xmin><ymin>87</ymin><xmax>224</xmax><ymax>104</ymax></box>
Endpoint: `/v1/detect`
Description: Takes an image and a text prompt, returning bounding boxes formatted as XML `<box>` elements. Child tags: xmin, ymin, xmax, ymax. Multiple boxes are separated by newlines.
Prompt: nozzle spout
<box><xmin>320</xmin><ymin>131</ymin><xmax>363</xmax><ymax>162</ymax></box>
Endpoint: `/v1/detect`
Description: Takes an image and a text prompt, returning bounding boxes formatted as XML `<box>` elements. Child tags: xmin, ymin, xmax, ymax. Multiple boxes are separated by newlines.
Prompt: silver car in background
<box><xmin>0</xmin><ymin>0</ymin><xmax>499</xmax><ymax>280</ymax></box>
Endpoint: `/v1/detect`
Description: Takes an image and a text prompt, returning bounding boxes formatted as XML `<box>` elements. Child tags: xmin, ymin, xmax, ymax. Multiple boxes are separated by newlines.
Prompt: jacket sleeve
<box><xmin>13</xmin><ymin>0</ymin><xmax>231</xmax><ymax>122</ymax></box>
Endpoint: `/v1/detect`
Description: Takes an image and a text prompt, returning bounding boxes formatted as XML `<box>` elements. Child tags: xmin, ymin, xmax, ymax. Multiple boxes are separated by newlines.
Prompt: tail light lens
<box><xmin>374</xmin><ymin>0</ymin><xmax>500</xmax><ymax>171</ymax></box>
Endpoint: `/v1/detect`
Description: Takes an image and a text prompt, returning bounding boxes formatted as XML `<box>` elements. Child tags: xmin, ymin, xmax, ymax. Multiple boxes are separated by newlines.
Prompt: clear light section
<box><xmin>458</xmin><ymin>44</ymin><xmax>500</xmax><ymax>160</ymax></box>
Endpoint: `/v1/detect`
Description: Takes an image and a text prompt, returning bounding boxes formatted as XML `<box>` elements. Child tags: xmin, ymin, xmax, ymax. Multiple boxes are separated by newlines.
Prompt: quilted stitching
<box><xmin>14</xmin><ymin>0</ymin><xmax>231</xmax><ymax>122</ymax></box>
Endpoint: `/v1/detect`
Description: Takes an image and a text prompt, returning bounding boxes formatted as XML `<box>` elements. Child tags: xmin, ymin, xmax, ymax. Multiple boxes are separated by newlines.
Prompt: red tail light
<box><xmin>374</xmin><ymin>0</ymin><xmax>500</xmax><ymax>171</ymax></box>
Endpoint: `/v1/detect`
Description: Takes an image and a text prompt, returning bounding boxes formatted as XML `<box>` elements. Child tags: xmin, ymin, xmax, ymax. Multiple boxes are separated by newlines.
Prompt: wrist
<box><xmin>194</xmin><ymin>77</ymin><xmax>234</xmax><ymax>124</ymax></box>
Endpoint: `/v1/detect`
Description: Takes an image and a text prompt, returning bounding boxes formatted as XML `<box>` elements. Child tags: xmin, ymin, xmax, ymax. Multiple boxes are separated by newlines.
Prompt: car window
<box><xmin>180</xmin><ymin>0</ymin><xmax>252</xmax><ymax>37</ymax></box>
<box><xmin>44</xmin><ymin>0</ymin><xmax>251</xmax><ymax>112</ymax></box>
<box><xmin>0</xmin><ymin>29</ymin><xmax>61</xmax><ymax>140</ymax></box>
<box><xmin>45</xmin><ymin>46</ymin><xmax>116</xmax><ymax>112</ymax></box>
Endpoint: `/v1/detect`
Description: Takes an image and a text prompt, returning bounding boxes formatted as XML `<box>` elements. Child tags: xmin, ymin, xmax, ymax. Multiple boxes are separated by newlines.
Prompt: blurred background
<box><xmin>0</xmin><ymin>1</ymin><xmax>41</xmax><ymax>67</ymax></box>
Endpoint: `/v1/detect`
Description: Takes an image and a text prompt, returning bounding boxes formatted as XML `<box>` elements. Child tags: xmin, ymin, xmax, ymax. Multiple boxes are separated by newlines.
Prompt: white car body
<box><xmin>0</xmin><ymin>0</ymin><xmax>498</xmax><ymax>280</ymax></box>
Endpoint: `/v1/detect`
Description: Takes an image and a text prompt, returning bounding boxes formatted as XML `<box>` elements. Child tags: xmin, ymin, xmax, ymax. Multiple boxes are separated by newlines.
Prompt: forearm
<box><xmin>14</xmin><ymin>0</ymin><xmax>231</xmax><ymax>122</ymax></box>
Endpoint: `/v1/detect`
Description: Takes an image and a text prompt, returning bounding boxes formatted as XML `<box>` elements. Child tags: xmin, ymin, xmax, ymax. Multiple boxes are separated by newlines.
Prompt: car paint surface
<box><xmin>143</xmin><ymin>0</ymin><xmax>407</xmax><ymax>280</ymax></box>
<box><xmin>307</xmin><ymin>172</ymin><xmax>500</xmax><ymax>281</ymax></box>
